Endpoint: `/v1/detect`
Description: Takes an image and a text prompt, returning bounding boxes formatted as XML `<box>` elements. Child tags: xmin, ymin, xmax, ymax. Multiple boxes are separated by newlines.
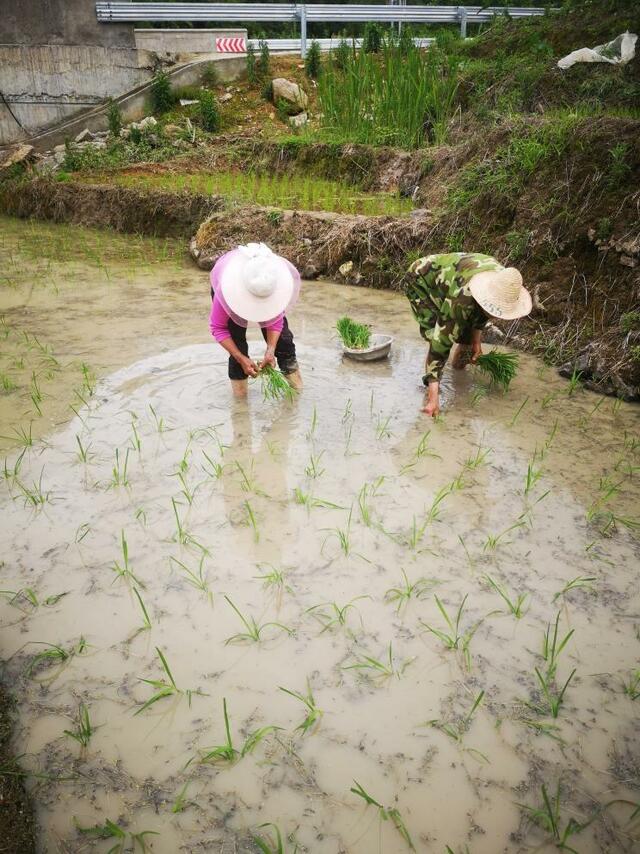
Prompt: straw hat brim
<box><xmin>219</xmin><ymin>252</ymin><xmax>295</xmax><ymax>323</ymax></box>
<box><xmin>468</xmin><ymin>270</ymin><xmax>533</xmax><ymax>321</ymax></box>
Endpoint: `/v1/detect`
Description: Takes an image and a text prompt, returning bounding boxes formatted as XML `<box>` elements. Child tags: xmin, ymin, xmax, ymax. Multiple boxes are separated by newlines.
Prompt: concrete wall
<box><xmin>134</xmin><ymin>28</ymin><xmax>247</xmax><ymax>63</ymax></box>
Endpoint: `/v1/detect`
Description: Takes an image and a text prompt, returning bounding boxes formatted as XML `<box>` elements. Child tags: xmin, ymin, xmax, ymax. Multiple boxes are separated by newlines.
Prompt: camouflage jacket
<box><xmin>406</xmin><ymin>252</ymin><xmax>503</xmax><ymax>382</ymax></box>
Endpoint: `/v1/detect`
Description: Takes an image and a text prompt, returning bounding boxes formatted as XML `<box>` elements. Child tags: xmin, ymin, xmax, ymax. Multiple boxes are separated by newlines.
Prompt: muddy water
<box><xmin>1</xmin><ymin>219</ymin><xmax>639</xmax><ymax>854</ymax></box>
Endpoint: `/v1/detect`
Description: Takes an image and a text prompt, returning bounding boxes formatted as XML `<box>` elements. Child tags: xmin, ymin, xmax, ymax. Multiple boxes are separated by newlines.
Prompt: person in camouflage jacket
<box><xmin>406</xmin><ymin>252</ymin><xmax>532</xmax><ymax>417</ymax></box>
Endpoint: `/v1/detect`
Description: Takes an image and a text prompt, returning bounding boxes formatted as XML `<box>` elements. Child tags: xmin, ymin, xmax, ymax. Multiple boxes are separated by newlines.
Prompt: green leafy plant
<box><xmin>106</xmin><ymin>98</ymin><xmax>122</xmax><ymax>138</ymax></box>
<box><xmin>344</xmin><ymin>642</ymin><xmax>414</xmax><ymax>681</ymax></box>
<box><xmin>350</xmin><ymin>781</ymin><xmax>415</xmax><ymax>850</ymax></box>
<box><xmin>135</xmin><ymin>647</ymin><xmax>205</xmax><ymax>715</ymax></box>
<box><xmin>476</xmin><ymin>351</ymin><xmax>519</xmax><ymax>391</ymax></box>
<box><xmin>246</xmin><ymin>42</ymin><xmax>258</xmax><ymax>84</ymax></box>
<box><xmin>224</xmin><ymin>595</ymin><xmax>292</xmax><ymax>644</ymax></box>
<box><xmin>150</xmin><ymin>70</ymin><xmax>174</xmax><ymax>113</ymax></box>
<box><xmin>279</xmin><ymin>680</ymin><xmax>323</xmax><ymax>734</ymax></box>
<box><xmin>194</xmin><ymin>697</ymin><xmax>280</xmax><ymax>764</ymax></box>
<box><xmin>64</xmin><ymin>702</ymin><xmax>96</xmax><ymax>749</ymax></box>
<box><xmin>420</xmin><ymin>595</ymin><xmax>479</xmax><ymax>670</ymax></box>
<box><xmin>305</xmin><ymin>39</ymin><xmax>322</xmax><ymax>79</ymax></box>
<box><xmin>385</xmin><ymin>569</ymin><xmax>436</xmax><ymax>613</ymax></box>
<box><xmin>484</xmin><ymin>574</ymin><xmax>528</xmax><ymax>618</ymax></box>
<box><xmin>362</xmin><ymin>23</ymin><xmax>382</xmax><ymax>54</ymax></box>
<box><xmin>259</xmin><ymin>365</ymin><xmax>296</xmax><ymax>402</ymax></box>
<box><xmin>336</xmin><ymin>316</ymin><xmax>371</xmax><ymax>349</ymax></box>
<box><xmin>199</xmin><ymin>89</ymin><xmax>220</xmax><ymax>133</ymax></box>
<box><xmin>258</xmin><ymin>39</ymin><xmax>271</xmax><ymax>79</ymax></box>
<box><xmin>423</xmin><ymin>690</ymin><xmax>488</xmax><ymax>763</ymax></box>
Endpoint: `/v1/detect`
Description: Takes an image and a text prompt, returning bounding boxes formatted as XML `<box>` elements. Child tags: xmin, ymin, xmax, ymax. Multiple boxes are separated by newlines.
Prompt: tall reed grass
<box><xmin>320</xmin><ymin>39</ymin><xmax>459</xmax><ymax>148</ymax></box>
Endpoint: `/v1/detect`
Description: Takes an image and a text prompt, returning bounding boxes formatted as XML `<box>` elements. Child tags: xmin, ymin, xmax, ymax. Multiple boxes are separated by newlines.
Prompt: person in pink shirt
<box><xmin>209</xmin><ymin>243</ymin><xmax>302</xmax><ymax>398</ymax></box>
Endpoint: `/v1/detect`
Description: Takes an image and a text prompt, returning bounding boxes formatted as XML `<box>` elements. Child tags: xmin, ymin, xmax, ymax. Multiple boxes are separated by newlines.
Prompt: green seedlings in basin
<box><xmin>552</xmin><ymin>576</ymin><xmax>596</xmax><ymax>603</ymax></box>
<box><xmin>64</xmin><ymin>702</ymin><xmax>96</xmax><ymax>749</ymax></box>
<box><xmin>109</xmin><ymin>448</ymin><xmax>130</xmax><ymax>488</ymax></box>
<box><xmin>483</xmin><ymin>574</ymin><xmax>528</xmax><ymax>618</ymax></box>
<box><xmin>350</xmin><ymin>781</ymin><xmax>415</xmax><ymax>851</ymax></box>
<box><xmin>423</xmin><ymin>691</ymin><xmax>488</xmax><ymax>763</ymax></box>
<box><xmin>224</xmin><ymin>595</ymin><xmax>292</xmax><ymax>644</ymax></box>
<box><xmin>476</xmin><ymin>351</ymin><xmax>519</xmax><ymax>391</ymax></box>
<box><xmin>111</xmin><ymin>531</ymin><xmax>145</xmax><ymax>588</ymax></box>
<box><xmin>385</xmin><ymin>569</ymin><xmax>437</xmax><ymax>613</ymax></box>
<box><xmin>279</xmin><ymin>680</ymin><xmax>323</xmax><ymax>735</ymax></box>
<box><xmin>307</xmin><ymin>597</ymin><xmax>367</xmax><ymax>633</ymax></box>
<box><xmin>344</xmin><ymin>642</ymin><xmax>414</xmax><ymax>681</ymax></box>
<box><xmin>304</xmin><ymin>451</ymin><xmax>325</xmax><ymax>479</ymax></box>
<box><xmin>195</xmin><ymin>698</ymin><xmax>280</xmax><ymax>764</ymax></box>
<box><xmin>171</xmin><ymin>555</ymin><xmax>212</xmax><ymax>602</ymax></box>
<box><xmin>542</xmin><ymin>612</ymin><xmax>574</xmax><ymax>680</ymax></box>
<box><xmin>133</xmin><ymin>588</ymin><xmax>152</xmax><ymax>631</ymax></box>
<box><xmin>509</xmin><ymin>396</ymin><xmax>529</xmax><ymax>427</ymax></box>
<box><xmin>26</xmin><ymin>637</ymin><xmax>86</xmax><ymax>679</ymax></box>
<box><xmin>336</xmin><ymin>316</ymin><xmax>371</xmax><ymax>349</ymax></box>
<box><xmin>622</xmin><ymin>670</ymin><xmax>640</xmax><ymax>700</ymax></box>
<box><xmin>259</xmin><ymin>365</ymin><xmax>296</xmax><ymax>402</ymax></box>
<box><xmin>420</xmin><ymin>595</ymin><xmax>479</xmax><ymax>670</ymax></box>
<box><xmin>135</xmin><ymin>646</ymin><xmax>205</xmax><ymax>715</ymax></box>
<box><xmin>75</xmin><ymin>818</ymin><xmax>158</xmax><ymax>852</ymax></box>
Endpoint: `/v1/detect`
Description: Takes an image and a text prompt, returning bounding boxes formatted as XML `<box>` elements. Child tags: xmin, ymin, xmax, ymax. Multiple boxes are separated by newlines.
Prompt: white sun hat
<box><xmin>219</xmin><ymin>243</ymin><xmax>297</xmax><ymax>323</ymax></box>
<box><xmin>468</xmin><ymin>267</ymin><xmax>532</xmax><ymax>321</ymax></box>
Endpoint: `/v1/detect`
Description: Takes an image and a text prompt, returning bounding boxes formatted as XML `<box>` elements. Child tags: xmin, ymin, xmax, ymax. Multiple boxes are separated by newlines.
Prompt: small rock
<box><xmin>289</xmin><ymin>111</ymin><xmax>308</xmax><ymax>128</ymax></box>
<box><xmin>0</xmin><ymin>143</ymin><xmax>35</xmax><ymax>169</ymax></box>
<box><xmin>271</xmin><ymin>78</ymin><xmax>308</xmax><ymax>111</ymax></box>
<box><xmin>137</xmin><ymin>116</ymin><xmax>158</xmax><ymax>130</ymax></box>
<box><xmin>301</xmin><ymin>264</ymin><xmax>320</xmax><ymax>279</ymax></box>
<box><xmin>74</xmin><ymin>128</ymin><xmax>94</xmax><ymax>143</ymax></box>
<box><xmin>219</xmin><ymin>93</ymin><xmax>233</xmax><ymax>103</ymax></box>
<box><xmin>163</xmin><ymin>123</ymin><xmax>182</xmax><ymax>137</ymax></box>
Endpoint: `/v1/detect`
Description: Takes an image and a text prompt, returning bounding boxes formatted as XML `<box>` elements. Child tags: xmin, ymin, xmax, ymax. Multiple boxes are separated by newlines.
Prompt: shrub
<box><xmin>305</xmin><ymin>40</ymin><xmax>322</xmax><ymax>79</ymax></box>
<box><xmin>246</xmin><ymin>43</ymin><xmax>258</xmax><ymax>84</ymax></box>
<box><xmin>262</xmin><ymin>79</ymin><xmax>274</xmax><ymax>103</ymax></box>
<box><xmin>150</xmin><ymin>70</ymin><xmax>175</xmax><ymax>114</ymax></box>
<box><xmin>333</xmin><ymin>38</ymin><xmax>351</xmax><ymax>71</ymax></box>
<box><xmin>621</xmin><ymin>311</ymin><xmax>640</xmax><ymax>334</ymax></box>
<box><xmin>363</xmin><ymin>23</ymin><xmax>382</xmax><ymax>54</ymax></box>
<box><xmin>595</xmin><ymin>216</ymin><xmax>612</xmax><ymax>241</ymax></box>
<box><xmin>199</xmin><ymin>90</ymin><xmax>220</xmax><ymax>132</ymax></box>
<box><xmin>607</xmin><ymin>142</ymin><xmax>631</xmax><ymax>188</ymax></box>
<box><xmin>202</xmin><ymin>62</ymin><xmax>218</xmax><ymax>88</ymax></box>
<box><xmin>106</xmin><ymin>99</ymin><xmax>122</xmax><ymax>138</ymax></box>
<box><xmin>258</xmin><ymin>39</ymin><xmax>271</xmax><ymax>79</ymax></box>
<box><xmin>129</xmin><ymin>125</ymin><xmax>142</xmax><ymax>144</ymax></box>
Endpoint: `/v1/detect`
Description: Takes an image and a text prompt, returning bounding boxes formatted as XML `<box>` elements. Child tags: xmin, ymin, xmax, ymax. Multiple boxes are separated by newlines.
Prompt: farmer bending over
<box><xmin>406</xmin><ymin>253</ymin><xmax>532</xmax><ymax>417</ymax></box>
<box><xmin>209</xmin><ymin>243</ymin><xmax>303</xmax><ymax>398</ymax></box>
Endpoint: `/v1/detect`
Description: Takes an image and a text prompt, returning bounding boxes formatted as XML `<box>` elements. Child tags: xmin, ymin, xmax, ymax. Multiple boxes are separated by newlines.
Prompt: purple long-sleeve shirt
<box><xmin>209</xmin><ymin>250</ymin><xmax>285</xmax><ymax>343</ymax></box>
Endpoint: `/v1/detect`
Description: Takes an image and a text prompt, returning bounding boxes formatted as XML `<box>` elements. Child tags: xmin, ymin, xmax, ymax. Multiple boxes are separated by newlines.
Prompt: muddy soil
<box><xmin>1</xmin><ymin>221</ymin><xmax>639</xmax><ymax>854</ymax></box>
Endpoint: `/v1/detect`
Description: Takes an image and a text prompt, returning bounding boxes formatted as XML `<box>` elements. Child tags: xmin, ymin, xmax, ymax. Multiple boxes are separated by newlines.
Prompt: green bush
<box><xmin>262</xmin><ymin>79</ymin><xmax>274</xmax><ymax>103</ymax></box>
<box><xmin>202</xmin><ymin>62</ymin><xmax>218</xmax><ymax>88</ymax></box>
<box><xmin>333</xmin><ymin>38</ymin><xmax>351</xmax><ymax>72</ymax></box>
<box><xmin>106</xmin><ymin>99</ymin><xmax>122</xmax><ymax>138</ymax></box>
<box><xmin>607</xmin><ymin>142</ymin><xmax>631</xmax><ymax>188</ymax></box>
<box><xmin>246</xmin><ymin>43</ymin><xmax>258</xmax><ymax>84</ymax></box>
<box><xmin>199</xmin><ymin>90</ymin><xmax>220</xmax><ymax>133</ymax></box>
<box><xmin>258</xmin><ymin>39</ymin><xmax>271</xmax><ymax>79</ymax></box>
<box><xmin>150</xmin><ymin>70</ymin><xmax>175</xmax><ymax>114</ymax></box>
<box><xmin>363</xmin><ymin>23</ymin><xmax>382</xmax><ymax>54</ymax></box>
<box><xmin>305</xmin><ymin>40</ymin><xmax>322</xmax><ymax>79</ymax></box>
<box><xmin>621</xmin><ymin>311</ymin><xmax>640</xmax><ymax>334</ymax></box>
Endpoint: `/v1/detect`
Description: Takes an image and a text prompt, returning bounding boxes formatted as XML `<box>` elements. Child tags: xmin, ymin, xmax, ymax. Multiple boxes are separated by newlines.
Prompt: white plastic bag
<box><xmin>557</xmin><ymin>31</ymin><xmax>637</xmax><ymax>69</ymax></box>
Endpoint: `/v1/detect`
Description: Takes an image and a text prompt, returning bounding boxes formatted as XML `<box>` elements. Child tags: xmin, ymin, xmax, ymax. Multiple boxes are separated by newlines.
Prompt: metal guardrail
<box><xmin>96</xmin><ymin>3</ymin><xmax>554</xmax><ymax>53</ymax></box>
<box><xmin>247</xmin><ymin>35</ymin><xmax>435</xmax><ymax>51</ymax></box>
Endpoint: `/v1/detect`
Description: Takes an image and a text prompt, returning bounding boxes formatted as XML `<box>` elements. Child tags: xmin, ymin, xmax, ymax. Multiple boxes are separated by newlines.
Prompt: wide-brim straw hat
<box><xmin>468</xmin><ymin>267</ymin><xmax>532</xmax><ymax>321</ymax></box>
<box><xmin>219</xmin><ymin>243</ymin><xmax>296</xmax><ymax>323</ymax></box>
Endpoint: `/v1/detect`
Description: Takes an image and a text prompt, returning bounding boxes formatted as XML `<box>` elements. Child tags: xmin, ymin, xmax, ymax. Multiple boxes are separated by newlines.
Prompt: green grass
<box><xmin>193</xmin><ymin>698</ymin><xmax>280</xmax><ymax>765</ymax></box>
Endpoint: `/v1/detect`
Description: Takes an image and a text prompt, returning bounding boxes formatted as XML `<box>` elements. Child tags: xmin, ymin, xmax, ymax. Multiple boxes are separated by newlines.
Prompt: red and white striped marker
<box><xmin>215</xmin><ymin>37</ymin><xmax>246</xmax><ymax>53</ymax></box>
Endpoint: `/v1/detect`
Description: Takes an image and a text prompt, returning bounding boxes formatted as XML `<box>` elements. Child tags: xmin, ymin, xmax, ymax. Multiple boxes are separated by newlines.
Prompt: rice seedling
<box><xmin>357</xmin><ymin>483</ymin><xmax>373</xmax><ymax>526</ymax></box>
<box><xmin>201</xmin><ymin>450</ymin><xmax>225</xmax><ymax>479</ymax></box>
<box><xmin>423</xmin><ymin>691</ymin><xmax>488</xmax><ymax>763</ymax></box>
<box><xmin>135</xmin><ymin>646</ymin><xmax>205</xmax><ymax>715</ymax></box>
<box><xmin>373</xmin><ymin>413</ymin><xmax>393</xmax><ymax>441</ymax></box>
<box><xmin>0</xmin><ymin>422</ymin><xmax>34</xmax><ymax>448</ymax></box>
<box><xmin>483</xmin><ymin>574</ymin><xmax>528</xmax><ymax>618</ymax></box>
<box><xmin>524</xmin><ymin>460</ymin><xmax>543</xmax><ymax>496</ymax></box>
<box><xmin>476</xmin><ymin>351</ymin><xmax>519</xmax><ymax>391</ymax></box>
<box><xmin>129</xmin><ymin>420</ymin><xmax>142</xmax><ymax>454</ymax></box>
<box><xmin>26</xmin><ymin>637</ymin><xmax>86</xmax><ymax>679</ymax></box>
<box><xmin>424</xmin><ymin>483</ymin><xmax>454</xmax><ymax>525</ymax></box>
<box><xmin>463</xmin><ymin>445</ymin><xmax>491</xmax><ymax>470</ymax></box>
<box><xmin>293</xmin><ymin>488</ymin><xmax>343</xmax><ymax>511</ymax></box>
<box><xmin>224</xmin><ymin>595</ymin><xmax>292</xmax><ymax>644</ymax></box>
<box><xmin>279</xmin><ymin>680</ymin><xmax>323</xmax><ymax>735</ymax></box>
<box><xmin>75</xmin><ymin>818</ymin><xmax>158</xmax><ymax>853</ymax></box>
<box><xmin>75</xmin><ymin>522</ymin><xmax>90</xmax><ymax>543</ymax></box>
<box><xmin>509</xmin><ymin>396</ymin><xmax>529</xmax><ymax>427</ymax></box>
<box><xmin>552</xmin><ymin>576</ymin><xmax>596</xmax><ymax>602</ymax></box>
<box><xmin>527</xmin><ymin>667</ymin><xmax>576</xmax><ymax>718</ymax></box>
<box><xmin>111</xmin><ymin>531</ymin><xmax>145</xmax><ymax>588</ymax></box>
<box><xmin>482</xmin><ymin>515</ymin><xmax>528</xmax><ymax>551</ymax></box>
<box><xmin>307</xmin><ymin>597</ymin><xmax>367</xmax><ymax>633</ymax></box>
<box><xmin>471</xmin><ymin>386</ymin><xmax>489</xmax><ymax>405</ymax></box>
<box><xmin>171</xmin><ymin>498</ymin><xmax>207</xmax><ymax>551</ymax></box>
<box><xmin>194</xmin><ymin>698</ymin><xmax>280</xmax><ymax>764</ymax></box>
<box><xmin>304</xmin><ymin>451</ymin><xmax>325</xmax><ymax>479</ymax></box>
<box><xmin>108</xmin><ymin>448</ymin><xmax>130</xmax><ymax>488</ymax></box>
<box><xmin>344</xmin><ymin>642</ymin><xmax>414</xmax><ymax>681</ymax></box>
<box><xmin>350</xmin><ymin>781</ymin><xmax>415</xmax><ymax>850</ymax></box>
<box><xmin>244</xmin><ymin>499</ymin><xmax>260</xmax><ymax>542</ymax></box>
<box><xmin>63</xmin><ymin>702</ymin><xmax>96</xmax><ymax>749</ymax></box>
<box><xmin>2</xmin><ymin>447</ymin><xmax>26</xmax><ymax>486</ymax></box>
<box><xmin>80</xmin><ymin>362</ymin><xmax>95</xmax><ymax>396</ymax></box>
<box><xmin>173</xmin><ymin>470</ymin><xmax>199</xmax><ymax>506</ymax></box>
<box><xmin>133</xmin><ymin>588</ymin><xmax>152</xmax><ymax>631</ymax></box>
<box><xmin>171</xmin><ymin>782</ymin><xmax>194</xmax><ymax>814</ymax></box>
<box><xmin>253</xmin><ymin>564</ymin><xmax>292</xmax><ymax>597</ymax></box>
<box><xmin>148</xmin><ymin>404</ymin><xmax>167</xmax><ymax>433</ymax></box>
<box><xmin>14</xmin><ymin>470</ymin><xmax>51</xmax><ymax>509</ymax></box>
<box><xmin>343</xmin><ymin>421</ymin><xmax>355</xmax><ymax>456</ymax></box>
<box><xmin>566</xmin><ymin>368</ymin><xmax>583</xmax><ymax>396</ymax></box>
<box><xmin>541</xmin><ymin>391</ymin><xmax>558</xmax><ymax>409</ymax></box>
<box><xmin>171</xmin><ymin>555</ymin><xmax>212</xmax><ymax>602</ymax></box>
<box><xmin>518</xmin><ymin>716</ymin><xmax>565</xmax><ymax>743</ymax></box>
<box><xmin>322</xmin><ymin>509</ymin><xmax>369</xmax><ymax>561</ymax></box>
<box><xmin>74</xmin><ymin>434</ymin><xmax>93</xmax><ymax>464</ymax></box>
<box><xmin>336</xmin><ymin>316</ymin><xmax>371</xmax><ymax>349</ymax></box>
<box><xmin>622</xmin><ymin>670</ymin><xmax>640</xmax><ymax>700</ymax></box>
<box><xmin>385</xmin><ymin>569</ymin><xmax>437</xmax><ymax>613</ymax></box>
<box><xmin>252</xmin><ymin>823</ymin><xmax>295</xmax><ymax>854</ymax></box>
<box><xmin>420</xmin><ymin>595</ymin><xmax>479</xmax><ymax>670</ymax></box>
<box><xmin>259</xmin><ymin>365</ymin><xmax>296</xmax><ymax>402</ymax></box>
<box><xmin>541</xmin><ymin>612</ymin><xmax>574</xmax><ymax>680</ymax></box>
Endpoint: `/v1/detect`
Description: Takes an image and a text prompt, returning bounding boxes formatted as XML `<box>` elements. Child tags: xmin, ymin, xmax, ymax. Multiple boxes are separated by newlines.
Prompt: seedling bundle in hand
<box><xmin>258</xmin><ymin>365</ymin><xmax>295</xmax><ymax>402</ymax></box>
<box><xmin>476</xmin><ymin>351</ymin><xmax>519</xmax><ymax>392</ymax></box>
<box><xmin>336</xmin><ymin>316</ymin><xmax>372</xmax><ymax>349</ymax></box>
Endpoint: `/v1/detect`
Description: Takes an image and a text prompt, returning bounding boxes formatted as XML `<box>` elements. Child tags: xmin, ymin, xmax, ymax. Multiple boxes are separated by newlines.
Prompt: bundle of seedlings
<box><xmin>475</xmin><ymin>351</ymin><xmax>519</xmax><ymax>392</ymax></box>
<box><xmin>259</xmin><ymin>365</ymin><xmax>296</xmax><ymax>402</ymax></box>
<box><xmin>336</xmin><ymin>316</ymin><xmax>371</xmax><ymax>349</ymax></box>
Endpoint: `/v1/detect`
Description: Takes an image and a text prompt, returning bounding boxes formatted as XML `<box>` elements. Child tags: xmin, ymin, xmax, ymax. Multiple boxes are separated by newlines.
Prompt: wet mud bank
<box><xmin>0</xmin><ymin>683</ymin><xmax>36</xmax><ymax>854</ymax></box>
<box><xmin>1</xmin><ymin>174</ymin><xmax>639</xmax><ymax>400</ymax></box>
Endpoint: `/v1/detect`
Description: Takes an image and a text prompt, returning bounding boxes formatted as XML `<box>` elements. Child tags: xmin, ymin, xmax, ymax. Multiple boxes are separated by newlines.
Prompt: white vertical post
<box><xmin>299</xmin><ymin>4</ymin><xmax>307</xmax><ymax>57</ymax></box>
<box><xmin>458</xmin><ymin>7</ymin><xmax>467</xmax><ymax>38</ymax></box>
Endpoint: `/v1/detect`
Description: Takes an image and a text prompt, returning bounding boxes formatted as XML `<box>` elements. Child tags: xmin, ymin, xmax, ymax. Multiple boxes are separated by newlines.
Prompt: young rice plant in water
<box><xmin>336</xmin><ymin>316</ymin><xmax>371</xmax><ymax>349</ymax></box>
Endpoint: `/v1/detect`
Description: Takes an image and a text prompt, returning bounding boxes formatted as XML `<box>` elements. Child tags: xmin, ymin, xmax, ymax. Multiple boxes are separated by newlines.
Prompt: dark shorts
<box><xmin>226</xmin><ymin>316</ymin><xmax>298</xmax><ymax>380</ymax></box>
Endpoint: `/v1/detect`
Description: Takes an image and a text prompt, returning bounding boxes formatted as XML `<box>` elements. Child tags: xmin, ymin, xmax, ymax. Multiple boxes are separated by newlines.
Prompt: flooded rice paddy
<box><xmin>1</xmin><ymin>217</ymin><xmax>639</xmax><ymax>854</ymax></box>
